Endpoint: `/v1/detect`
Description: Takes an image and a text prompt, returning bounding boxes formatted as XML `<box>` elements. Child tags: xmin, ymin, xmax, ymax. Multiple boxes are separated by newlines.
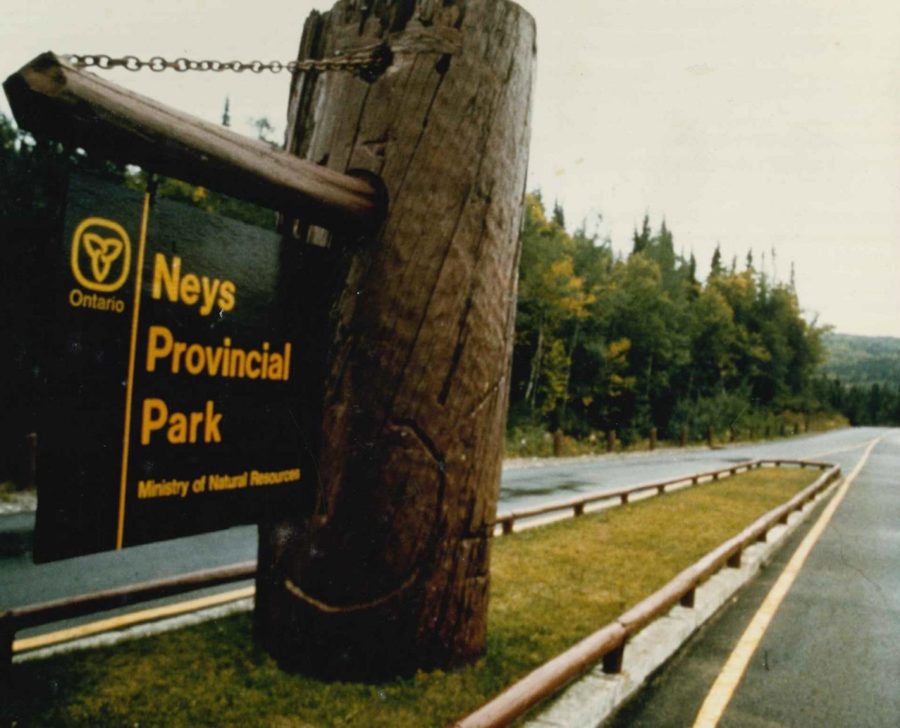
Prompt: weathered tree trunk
<box><xmin>255</xmin><ymin>0</ymin><xmax>535</xmax><ymax>679</ymax></box>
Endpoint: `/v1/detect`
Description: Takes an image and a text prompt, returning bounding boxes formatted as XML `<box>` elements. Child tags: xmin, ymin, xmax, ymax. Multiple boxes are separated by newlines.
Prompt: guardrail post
<box><xmin>574</xmin><ymin>503</ymin><xmax>584</xmax><ymax>517</ymax></box>
<box><xmin>707</xmin><ymin>426</ymin><xmax>714</xmax><ymax>448</ymax></box>
<box><xmin>552</xmin><ymin>430</ymin><xmax>563</xmax><ymax>457</ymax></box>
<box><xmin>680</xmin><ymin>589</ymin><xmax>695</xmax><ymax>608</ymax></box>
<box><xmin>756</xmin><ymin>530</ymin><xmax>768</xmax><ymax>543</ymax></box>
<box><xmin>607</xmin><ymin>430</ymin><xmax>616</xmax><ymax>453</ymax></box>
<box><xmin>649</xmin><ymin>427</ymin><xmax>657</xmax><ymax>451</ymax></box>
<box><xmin>602</xmin><ymin>644</ymin><xmax>625</xmax><ymax>674</ymax></box>
<box><xmin>502</xmin><ymin>519</ymin><xmax>514</xmax><ymax>535</ymax></box>
<box><xmin>727</xmin><ymin>549</ymin><xmax>742</xmax><ymax>568</ymax></box>
<box><xmin>680</xmin><ymin>425</ymin><xmax>688</xmax><ymax>447</ymax></box>
<box><xmin>657</xmin><ymin>485</ymin><xmax>665</xmax><ymax>495</ymax></box>
<box><xmin>620</xmin><ymin>493</ymin><xmax>629</xmax><ymax>505</ymax></box>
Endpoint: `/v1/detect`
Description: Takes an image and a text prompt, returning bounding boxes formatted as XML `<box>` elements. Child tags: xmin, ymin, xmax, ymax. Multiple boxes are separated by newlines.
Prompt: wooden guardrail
<box><xmin>455</xmin><ymin>462</ymin><xmax>841</xmax><ymax>728</ymax></box>
<box><xmin>492</xmin><ymin>459</ymin><xmax>831</xmax><ymax>535</ymax></box>
<box><xmin>0</xmin><ymin>560</ymin><xmax>255</xmax><ymax>676</ymax></box>
<box><xmin>1</xmin><ymin>459</ymin><xmax>833</xmax><ymax>678</ymax></box>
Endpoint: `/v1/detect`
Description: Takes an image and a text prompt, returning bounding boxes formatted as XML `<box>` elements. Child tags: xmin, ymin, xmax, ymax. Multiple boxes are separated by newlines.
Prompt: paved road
<box><xmin>1</xmin><ymin>427</ymin><xmax>886</xmax><ymax>640</ymax></box>
<box><xmin>610</xmin><ymin>428</ymin><xmax>900</xmax><ymax>727</ymax></box>
<box><xmin>500</xmin><ymin>426</ymin><xmax>877</xmax><ymax>511</ymax></box>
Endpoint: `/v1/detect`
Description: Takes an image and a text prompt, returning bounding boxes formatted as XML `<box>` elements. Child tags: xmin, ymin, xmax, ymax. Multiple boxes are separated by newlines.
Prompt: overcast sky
<box><xmin>3</xmin><ymin>1</ymin><xmax>898</xmax><ymax>337</ymax></box>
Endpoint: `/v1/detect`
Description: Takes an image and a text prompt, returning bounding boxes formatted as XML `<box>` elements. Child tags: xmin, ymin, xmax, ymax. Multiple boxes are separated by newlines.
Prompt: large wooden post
<box><xmin>255</xmin><ymin>0</ymin><xmax>535</xmax><ymax>678</ymax></box>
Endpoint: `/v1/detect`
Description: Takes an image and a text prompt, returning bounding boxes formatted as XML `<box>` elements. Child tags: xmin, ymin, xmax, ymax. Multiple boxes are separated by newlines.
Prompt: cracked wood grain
<box><xmin>255</xmin><ymin>0</ymin><xmax>535</xmax><ymax>678</ymax></box>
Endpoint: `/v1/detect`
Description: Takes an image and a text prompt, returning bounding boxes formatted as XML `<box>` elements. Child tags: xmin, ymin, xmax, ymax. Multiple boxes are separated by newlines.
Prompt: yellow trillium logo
<box><xmin>71</xmin><ymin>218</ymin><xmax>131</xmax><ymax>292</ymax></box>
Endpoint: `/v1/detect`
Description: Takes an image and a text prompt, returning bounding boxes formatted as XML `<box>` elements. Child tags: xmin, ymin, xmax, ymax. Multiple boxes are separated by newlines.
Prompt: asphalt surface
<box><xmin>609</xmin><ymin>428</ymin><xmax>900</xmax><ymax>728</ymax></box>
<box><xmin>0</xmin><ymin>427</ymin><xmax>887</xmax><ymax>643</ymax></box>
<box><xmin>500</xmin><ymin>426</ymin><xmax>873</xmax><ymax>511</ymax></box>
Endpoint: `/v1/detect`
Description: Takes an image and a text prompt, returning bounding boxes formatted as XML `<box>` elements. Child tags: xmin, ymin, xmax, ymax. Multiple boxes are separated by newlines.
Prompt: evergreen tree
<box><xmin>710</xmin><ymin>244</ymin><xmax>724</xmax><ymax>277</ymax></box>
<box><xmin>552</xmin><ymin>200</ymin><xmax>565</xmax><ymax>228</ymax></box>
<box><xmin>632</xmin><ymin>214</ymin><xmax>652</xmax><ymax>255</ymax></box>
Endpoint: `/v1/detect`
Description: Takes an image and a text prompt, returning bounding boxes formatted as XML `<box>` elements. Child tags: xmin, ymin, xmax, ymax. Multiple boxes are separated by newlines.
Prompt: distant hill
<box><xmin>821</xmin><ymin>333</ymin><xmax>900</xmax><ymax>386</ymax></box>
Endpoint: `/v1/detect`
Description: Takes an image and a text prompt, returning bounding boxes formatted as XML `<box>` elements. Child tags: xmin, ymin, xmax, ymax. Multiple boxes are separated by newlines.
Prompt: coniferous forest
<box><xmin>506</xmin><ymin>193</ymin><xmax>846</xmax><ymax>453</ymax></box>
<box><xmin>1</xmin><ymin>114</ymin><xmax>898</xmax><ymax>480</ymax></box>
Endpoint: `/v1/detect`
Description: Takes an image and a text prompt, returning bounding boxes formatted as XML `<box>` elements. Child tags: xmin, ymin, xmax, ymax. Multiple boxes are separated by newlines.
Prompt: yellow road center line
<box><xmin>13</xmin><ymin>585</ymin><xmax>255</xmax><ymax>654</ymax></box>
<box><xmin>692</xmin><ymin>436</ymin><xmax>883</xmax><ymax>728</ymax></box>
<box><xmin>116</xmin><ymin>191</ymin><xmax>152</xmax><ymax>550</ymax></box>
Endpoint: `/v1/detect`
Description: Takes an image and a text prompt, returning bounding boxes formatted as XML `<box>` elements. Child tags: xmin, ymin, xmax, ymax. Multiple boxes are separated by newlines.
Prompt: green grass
<box><xmin>3</xmin><ymin>468</ymin><xmax>818</xmax><ymax>728</ymax></box>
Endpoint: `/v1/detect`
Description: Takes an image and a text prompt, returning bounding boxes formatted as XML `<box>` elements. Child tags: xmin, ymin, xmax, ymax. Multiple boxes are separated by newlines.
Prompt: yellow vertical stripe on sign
<box><xmin>116</xmin><ymin>191</ymin><xmax>152</xmax><ymax>549</ymax></box>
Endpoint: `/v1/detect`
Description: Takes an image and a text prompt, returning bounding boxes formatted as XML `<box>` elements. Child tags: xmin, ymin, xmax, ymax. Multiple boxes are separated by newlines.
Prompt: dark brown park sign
<box><xmin>34</xmin><ymin>173</ymin><xmax>302</xmax><ymax>562</ymax></box>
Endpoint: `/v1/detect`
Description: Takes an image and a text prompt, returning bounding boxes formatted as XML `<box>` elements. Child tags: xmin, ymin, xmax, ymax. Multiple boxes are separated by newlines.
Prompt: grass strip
<box><xmin>3</xmin><ymin>468</ymin><xmax>817</xmax><ymax>728</ymax></box>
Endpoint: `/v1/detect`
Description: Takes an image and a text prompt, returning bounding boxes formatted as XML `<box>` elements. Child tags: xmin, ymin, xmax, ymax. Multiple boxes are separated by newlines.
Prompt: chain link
<box><xmin>63</xmin><ymin>43</ymin><xmax>392</xmax><ymax>81</ymax></box>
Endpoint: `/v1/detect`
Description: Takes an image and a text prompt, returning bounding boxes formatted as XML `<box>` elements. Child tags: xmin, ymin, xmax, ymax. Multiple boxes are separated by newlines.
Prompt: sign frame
<box><xmin>34</xmin><ymin>172</ymin><xmax>304</xmax><ymax>562</ymax></box>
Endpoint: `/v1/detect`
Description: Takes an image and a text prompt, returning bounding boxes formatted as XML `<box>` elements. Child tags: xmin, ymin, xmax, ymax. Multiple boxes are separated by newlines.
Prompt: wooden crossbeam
<box><xmin>3</xmin><ymin>52</ymin><xmax>382</xmax><ymax>232</ymax></box>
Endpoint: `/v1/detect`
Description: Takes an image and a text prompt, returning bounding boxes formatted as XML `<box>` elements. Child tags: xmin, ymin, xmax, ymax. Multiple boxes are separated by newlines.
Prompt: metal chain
<box><xmin>63</xmin><ymin>43</ymin><xmax>392</xmax><ymax>81</ymax></box>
